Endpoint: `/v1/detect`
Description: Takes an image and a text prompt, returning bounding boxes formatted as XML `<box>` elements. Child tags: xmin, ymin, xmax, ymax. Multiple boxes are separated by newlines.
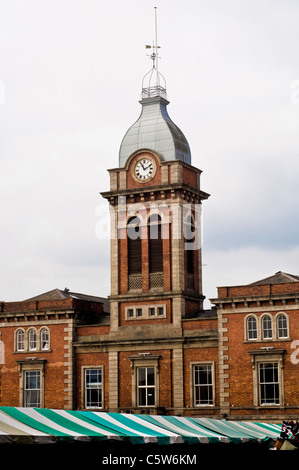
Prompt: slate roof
<box><xmin>250</xmin><ymin>271</ymin><xmax>299</xmax><ymax>286</ymax></box>
<box><xmin>25</xmin><ymin>288</ymin><xmax>110</xmax><ymax>313</ymax></box>
<box><xmin>119</xmin><ymin>96</ymin><xmax>191</xmax><ymax>167</ymax></box>
<box><xmin>182</xmin><ymin>308</ymin><xmax>217</xmax><ymax>320</ymax></box>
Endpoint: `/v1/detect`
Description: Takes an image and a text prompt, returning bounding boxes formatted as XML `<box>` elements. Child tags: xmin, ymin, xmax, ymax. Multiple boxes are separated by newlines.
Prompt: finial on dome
<box><xmin>141</xmin><ymin>7</ymin><xmax>168</xmax><ymax>101</ymax></box>
<box><xmin>118</xmin><ymin>7</ymin><xmax>191</xmax><ymax>167</ymax></box>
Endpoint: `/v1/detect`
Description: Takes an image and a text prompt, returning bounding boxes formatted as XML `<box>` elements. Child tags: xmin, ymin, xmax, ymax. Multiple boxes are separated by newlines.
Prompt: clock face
<box><xmin>134</xmin><ymin>158</ymin><xmax>154</xmax><ymax>181</ymax></box>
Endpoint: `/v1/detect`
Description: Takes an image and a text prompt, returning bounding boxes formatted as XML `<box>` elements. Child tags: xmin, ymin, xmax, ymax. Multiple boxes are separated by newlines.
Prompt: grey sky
<box><xmin>0</xmin><ymin>0</ymin><xmax>299</xmax><ymax>306</ymax></box>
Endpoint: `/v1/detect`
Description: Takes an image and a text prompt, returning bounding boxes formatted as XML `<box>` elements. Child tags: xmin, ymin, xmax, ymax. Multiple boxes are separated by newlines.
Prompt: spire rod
<box><xmin>142</xmin><ymin>7</ymin><xmax>167</xmax><ymax>100</ymax></box>
<box><xmin>154</xmin><ymin>6</ymin><xmax>159</xmax><ymax>84</ymax></box>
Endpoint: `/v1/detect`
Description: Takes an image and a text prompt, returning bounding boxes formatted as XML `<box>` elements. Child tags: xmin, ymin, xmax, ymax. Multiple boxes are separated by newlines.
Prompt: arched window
<box><xmin>277</xmin><ymin>314</ymin><xmax>288</xmax><ymax>339</ymax></box>
<box><xmin>148</xmin><ymin>214</ymin><xmax>163</xmax><ymax>273</ymax></box>
<box><xmin>247</xmin><ymin>316</ymin><xmax>257</xmax><ymax>340</ymax></box>
<box><xmin>148</xmin><ymin>214</ymin><xmax>163</xmax><ymax>289</ymax></box>
<box><xmin>127</xmin><ymin>217</ymin><xmax>142</xmax><ymax>290</ymax></box>
<box><xmin>28</xmin><ymin>328</ymin><xmax>37</xmax><ymax>350</ymax></box>
<box><xmin>185</xmin><ymin>215</ymin><xmax>195</xmax><ymax>290</ymax></box>
<box><xmin>127</xmin><ymin>216</ymin><xmax>142</xmax><ymax>275</ymax></box>
<box><xmin>40</xmin><ymin>328</ymin><xmax>50</xmax><ymax>350</ymax></box>
<box><xmin>262</xmin><ymin>315</ymin><xmax>272</xmax><ymax>340</ymax></box>
<box><xmin>16</xmin><ymin>329</ymin><xmax>25</xmax><ymax>351</ymax></box>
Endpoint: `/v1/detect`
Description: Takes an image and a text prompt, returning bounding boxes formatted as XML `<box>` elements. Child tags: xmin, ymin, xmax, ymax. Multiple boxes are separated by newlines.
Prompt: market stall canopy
<box><xmin>0</xmin><ymin>406</ymin><xmax>281</xmax><ymax>446</ymax></box>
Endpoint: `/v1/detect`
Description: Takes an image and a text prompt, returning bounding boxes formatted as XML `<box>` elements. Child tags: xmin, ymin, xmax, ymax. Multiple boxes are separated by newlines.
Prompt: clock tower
<box><xmin>101</xmin><ymin>47</ymin><xmax>209</xmax><ymax>335</ymax></box>
<box><xmin>101</xmin><ymin>40</ymin><xmax>210</xmax><ymax>412</ymax></box>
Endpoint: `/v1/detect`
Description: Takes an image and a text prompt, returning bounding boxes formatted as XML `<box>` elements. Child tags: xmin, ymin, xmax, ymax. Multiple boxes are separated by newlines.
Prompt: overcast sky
<box><xmin>0</xmin><ymin>0</ymin><xmax>299</xmax><ymax>306</ymax></box>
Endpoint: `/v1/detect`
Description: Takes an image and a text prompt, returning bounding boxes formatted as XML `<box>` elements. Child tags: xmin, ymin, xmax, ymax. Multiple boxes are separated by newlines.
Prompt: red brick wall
<box><xmin>184</xmin><ymin>300</ymin><xmax>202</xmax><ymax>318</ymax></box>
<box><xmin>224</xmin><ymin>313</ymin><xmax>254</xmax><ymax>409</ymax></box>
<box><xmin>74</xmin><ymin>352</ymin><xmax>109</xmax><ymax>410</ymax></box>
<box><xmin>118</xmin><ymin>352</ymin><xmax>132</xmax><ymax>408</ymax></box>
<box><xmin>162</xmin><ymin>233</ymin><xmax>172</xmax><ymax>291</ymax></box>
<box><xmin>218</xmin><ymin>282</ymin><xmax>299</xmax><ymax>298</ymax></box>
<box><xmin>0</xmin><ymin>323</ymin><xmax>67</xmax><ymax>408</ymax></box>
<box><xmin>119</xmin><ymin>299</ymin><xmax>172</xmax><ymax>326</ymax></box>
<box><xmin>182</xmin><ymin>166</ymin><xmax>197</xmax><ymax>187</ymax></box>
<box><xmin>0</xmin><ymin>324</ymin><xmax>19</xmax><ymax>405</ymax></box>
<box><xmin>183</xmin><ymin>347</ymin><xmax>219</xmax><ymax>415</ymax></box>
<box><xmin>182</xmin><ymin>318</ymin><xmax>217</xmax><ymax>331</ymax></box>
<box><xmin>76</xmin><ymin>325</ymin><xmax>110</xmax><ymax>337</ymax></box>
<box><xmin>118</xmin><ymin>350</ymin><xmax>172</xmax><ymax>409</ymax></box>
<box><xmin>2</xmin><ymin>299</ymin><xmax>75</xmax><ymax>313</ymax></box>
<box><xmin>44</xmin><ymin>323</ymin><xmax>69</xmax><ymax>409</ymax></box>
<box><xmin>223</xmin><ymin>308</ymin><xmax>299</xmax><ymax>415</ymax></box>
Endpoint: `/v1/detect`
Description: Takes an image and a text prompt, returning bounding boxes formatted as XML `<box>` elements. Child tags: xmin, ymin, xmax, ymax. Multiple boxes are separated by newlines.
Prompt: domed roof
<box><xmin>119</xmin><ymin>95</ymin><xmax>191</xmax><ymax>168</ymax></box>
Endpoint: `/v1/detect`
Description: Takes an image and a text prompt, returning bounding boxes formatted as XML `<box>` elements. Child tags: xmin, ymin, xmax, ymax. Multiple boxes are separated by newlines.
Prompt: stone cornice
<box><xmin>108</xmin><ymin>158</ymin><xmax>203</xmax><ymax>174</ymax></box>
<box><xmin>211</xmin><ymin>293</ymin><xmax>299</xmax><ymax>312</ymax></box>
<box><xmin>74</xmin><ymin>329</ymin><xmax>218</xmax><ymax>351</ymax></box>
<box><xmin>109</xmin><ymin>290</ymin><xmax>205</xmax><ymax>302</ymax></box>
<box><xmin>0</xmin><ymin>309</ymin><xmax>76</xmax><ymax>323</ymax></box>
<box><xmin>101</xmin><ymin>182</ymin><xmax>209</xmax><ymax>203</ymax></box>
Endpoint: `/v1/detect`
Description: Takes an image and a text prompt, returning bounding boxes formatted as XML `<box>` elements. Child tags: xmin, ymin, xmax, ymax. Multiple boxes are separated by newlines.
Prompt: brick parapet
<box><xmin>215</xmin><ymin>282</ymin><xmax>299</xmax><ymax>299</ymax></box>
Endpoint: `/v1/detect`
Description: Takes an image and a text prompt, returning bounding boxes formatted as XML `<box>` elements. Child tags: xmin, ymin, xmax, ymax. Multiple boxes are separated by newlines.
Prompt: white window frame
<box><xmin>16</xmin><ymin>329</ymin><xmax>25</xmax><ymax>352</ymax></box>
<box><xmin>129</xmin><ymin>355</ymin><xmax>160</xmax><ymax>409</ymax></box>
<box><xmin>190</xmin><ymin>361</ymin><xmax>215</xmax><ymax>407</ymax></box>
<box><xmin>17</xmin><ymin>359</ymin><xmax>46</xmax><ymax>408</ymax></box>
<box><xmin>262</xmin><ymin>315</ymin><xmax>273</xmax><ymax>340</ymax></box>
<box><xmin>40</xmin><ymin>328</ymin><xmax>50</xmax><ymax>350</ymax></box>
<box><xmin>249</xmin><ymin>350</ymin><xmax>285</xmax><ymax>407</ymax></box>
<box><xmin>276</xmin><ymin>313</ymin><xmax>289</xmax><ymax>339</ymax></box>
<box><xmin>246</xmin><ymin>315</ymin><xmax>258</xmax><ymax>340</ymax></box>
<box><xmin>15</xmin><ymin>327</ymin><xmax>51</xmax><ymax>352</ymax></box>
<box><xmin>258</xmin><ymin>362</ymin><xmax>280</xmax><ymax>405</ymax></box>
<box><xmin>136</xmin><ymin>367</ymin><xmax>156</xmax><ymax>407</ymax></box>
<box><xmin>244</xmin><ymin>313</ymin><xmax>290</xmax><ymax>342</ymax></box>
<box><xmin>24</xmin><ymin>370</ymin><xmax>41</xmax><ymax>407</ymax></box>
<box><xmin>28</xmin><ymin>328</ymin><xmax>37</xmax><ymax>351</ymax></box>
<box><xmin>83</xmin><ymin>367</ymin><xmax>104</xmax><ymax>409</ymax></box>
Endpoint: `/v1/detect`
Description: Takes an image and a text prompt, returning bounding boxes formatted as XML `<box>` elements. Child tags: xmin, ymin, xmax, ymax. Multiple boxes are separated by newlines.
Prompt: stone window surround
<box><xmin>14</xmin><ymin>327</ymin><xmax>51</xmax><ymax>353</ymax></box>
<box><xmin>125</xmin><ymin>304</ymin><xmax>166</xmax><ymax>320</ymax></box>
<box><xmin>249</xmin><ymin>349</ymin><xmax>285</xmax><ymax>407</ymax></box>
<box><xmin>81</xmin><ymin>365</ymin><xmax>104</xmax><ymax>410</ymax></box>
<box><xmin>16</xmin><ymin>359</ymin><xmax>47</xmax><ymax>408</ymax></box>
<box><xmin>244</xmin><ymin>312</ymin><xmax>290</xmax><ymax>342</ymax></box>
<box><xmin>128</xmin><ymin>355</ymin><xmax>160</xmax><ymax>408</ymax></box>
<box><xmin>190</xmin><ymin>361</ymin><xmax>216</xmax><ymax>408</ymax></box>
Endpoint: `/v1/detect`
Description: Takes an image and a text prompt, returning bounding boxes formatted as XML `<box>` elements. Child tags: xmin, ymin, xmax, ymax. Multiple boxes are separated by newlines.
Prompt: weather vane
<box><xmin>145</xmin><ymin>7</ymin><xmax>161</xmax><ymax>80</ymax></box>
<box><xmin>142</xmin><ymin>6</ymin><xmax>167</xmax><ymax>99</ymax></box>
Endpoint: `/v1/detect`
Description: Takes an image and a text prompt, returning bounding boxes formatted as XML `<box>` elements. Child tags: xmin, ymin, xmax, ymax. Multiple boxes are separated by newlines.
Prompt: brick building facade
<box><xmin>0</xmin><ymin>55</ymin><xmax>298</xmax><ymax>422</ymax></box>
<box><xmin>0</xmin><ymin>289</ymin><xmax>109</xmax><ymax>410</ymax></box>
<box><xmin>1</xmin><ymin>273</ymin><xmax>298</xmax><ymax>421</ymax></box>
<box><xmin>212</xmin><ymin>271</ymin><xmax>299</xmax><ymax>421</ymax></box>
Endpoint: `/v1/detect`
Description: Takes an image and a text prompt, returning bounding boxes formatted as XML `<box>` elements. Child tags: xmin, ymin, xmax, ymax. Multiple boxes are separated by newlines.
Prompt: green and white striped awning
<box><xmin>0</xmin><ymin>406</ymin><xmax>282</xmax><ymax>446</ymax></box>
